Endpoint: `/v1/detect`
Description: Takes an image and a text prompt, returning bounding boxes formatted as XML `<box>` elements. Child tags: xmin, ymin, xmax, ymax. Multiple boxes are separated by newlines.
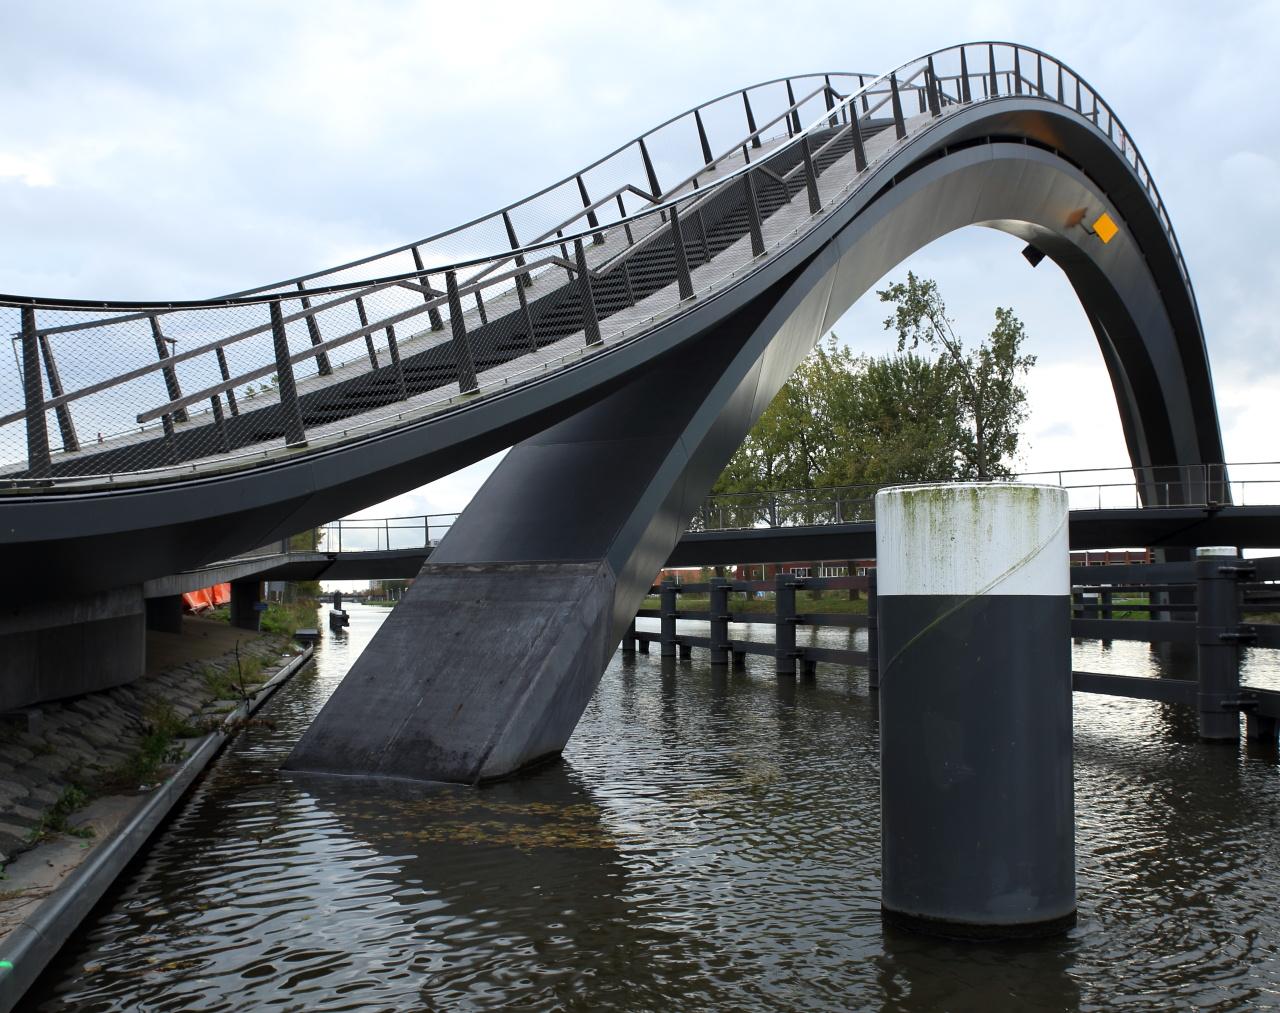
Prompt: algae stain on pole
<box><xmin>875</xmin><ymin>482</ymin><xmax>1075</xmax><ymax>939</ymax></box>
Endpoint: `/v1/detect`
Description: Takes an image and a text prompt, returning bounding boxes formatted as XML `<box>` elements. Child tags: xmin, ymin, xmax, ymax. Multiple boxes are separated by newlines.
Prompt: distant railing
<box><xmin>314</xmin><ymin>514</ymin><xmax>456</xmax><ymax>552</ymax></box>
<box><xmin>1</xmin><ymin>43</ymin><xmax>1190</xmax><ymax>490</ymax></box>
<box><xmin>690</xmin><ymin>463</ymin><xmax>1280</xmax><ymax>531</ymax></box>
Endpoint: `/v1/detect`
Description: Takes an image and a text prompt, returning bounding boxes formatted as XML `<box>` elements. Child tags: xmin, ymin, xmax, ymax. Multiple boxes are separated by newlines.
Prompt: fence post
<box><xmin>1196</xmin><ymin>546</ymin><xmax>1245</xmax><ymax>740</ymax></box>
<box><xmin>268</xmin><ymin>300</ymin><xmax>307</xmax><ymax>447</ymax></box>
<box><xmin>668</xmin><ymin>202</ymin><xmax>694</xmax><ymax>300</ymax></box>
<box><xmin>710</xmin><ymin>578</ymin><xmax>730</xmax><ymax>666</ymax></box>
<box><xmin>445</xmin><ymin>270</ymin><xmax>479</xmax><ymax>393</ymax></box>
<box><xmin>775</xmin><ymin>572</ymin><xmax>797</xmax><ymax>676</ymax></box>
<box><xmin>20</xmin><ymin>307</ymin><xmax>51</xmax><ymax>476</ymax></box>
<box><xmin>889</xmin><ymin>73</ymin><xmax>907</xmax><ymax>140</ymax></box>
<box><xmin>867</xmin><ymin>568</ymin><xmax>879</xmax><ymax>689</ymax></box>
<box><xmin>574</xmin><ymin>237</ymin><xmax>601</xmax><ymax>345</ymax></box>
<box><xmin>660</xmin><ymin>578</ymin><xmax>677</xmax><ymax>659</ymax></box>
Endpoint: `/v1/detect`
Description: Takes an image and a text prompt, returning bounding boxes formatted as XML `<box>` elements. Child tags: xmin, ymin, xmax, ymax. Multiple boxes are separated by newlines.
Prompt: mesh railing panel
<box><xmin>1</xmin><ymin>46</ymin><xmax>1191</xmax><ymax>490</ymax></box>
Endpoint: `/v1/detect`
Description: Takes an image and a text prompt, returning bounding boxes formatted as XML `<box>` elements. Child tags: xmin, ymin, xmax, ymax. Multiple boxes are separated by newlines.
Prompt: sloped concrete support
<box><xmin>0</xmin><ymin>587</ymin><xmax>145</xmax><ymax>711</ymax></box>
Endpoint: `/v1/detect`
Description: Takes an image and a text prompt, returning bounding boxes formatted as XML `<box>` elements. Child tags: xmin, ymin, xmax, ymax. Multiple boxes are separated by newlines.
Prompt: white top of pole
<box><xmin>875</xmin><ymin>482</ymin><xmax>1069</xmax><ymax>597</ymax></box>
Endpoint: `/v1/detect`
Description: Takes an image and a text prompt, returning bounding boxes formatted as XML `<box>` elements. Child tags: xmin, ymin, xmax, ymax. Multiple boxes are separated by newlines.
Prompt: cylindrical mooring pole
<box><xmin>1195</xmin><ymin>545</ymin><xmax>1242</xmax><ymax>741</ymax></box>
<box><xmin>876</xmin><ymin>482</ymin><xmax>1074</xmax><ymax>939</ymax></box>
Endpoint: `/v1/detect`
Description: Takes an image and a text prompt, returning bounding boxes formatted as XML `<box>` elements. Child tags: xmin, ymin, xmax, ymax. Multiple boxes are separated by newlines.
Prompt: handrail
<box><xmin>0</xmin><ymin>43</ymin><xmax>1200</xmax><ymax>490</ymax></box>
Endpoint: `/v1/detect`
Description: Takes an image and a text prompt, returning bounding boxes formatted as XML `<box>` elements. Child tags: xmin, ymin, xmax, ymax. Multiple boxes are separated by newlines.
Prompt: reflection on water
<box><xmin>30</xmin><ymin>606</ymin><xmax>1280</xmax><ymax>1011</ymax></box>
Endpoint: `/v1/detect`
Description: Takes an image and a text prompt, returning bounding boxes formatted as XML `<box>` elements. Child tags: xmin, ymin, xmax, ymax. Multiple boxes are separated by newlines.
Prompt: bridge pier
<box><xmin>229</xmin><ymin>578</ymin><xmax>263</xmax><ymax>632</ymax></box>
<box><xmin>877</xmin><ymin>483</ymin><xmax>1075</xmax><ymax>939</ymax></box>
<box><xmin>144</xmin><ymin>593</ymin><xmax>184</xmax><ymax>634</ymax></box>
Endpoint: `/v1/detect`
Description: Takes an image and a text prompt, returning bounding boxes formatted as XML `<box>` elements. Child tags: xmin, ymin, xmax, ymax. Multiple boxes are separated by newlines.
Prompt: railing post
<box><xmin>743</xmin><ymin>171</ymin><xmax>765</xmax><ymax>257</ymax></box>
<box><xmin>574</xmin><ymin>237</ymin><xmax>602</xmax><ymax>346</ymax></box>
<box><xmin>775</xmin><ymin>572</ymin><xmax>797</xmax><ymax>676</ymax></box>
<box><xmin>668</xmin><ymin>202</ymin><xmax>694</xmax><ymax>300</ymax></box>
<box><xmin>384</xmin><ymin>324</ymin><xmax>407</xmax><ymax>400</ymax></box>
<box><xmin>149</xmin><ymin>314</ymin><xmax>187</xmax><ymax>424</ymax></box>
<box><xmin>889</xmin><ymin>73</ymin><xmax>907</xmax><ymax>140</ymax></box>
<box><xmin>959</xmin><ymin>47</ymin><xmax>973</xmax><ymax>103</ymax></box>
<box><xmin>1196</xmin><ymin>546</ymin><xmax>1245</xmax><ymax>741</ymax></box>
<box><xmin>355</xmin><ymin>297</ymin><xmax>379</xmax><ymax>369</ymax></box>
<box><xmin>823</xmin><ymin>75</ymin><xmax>838</xmax><ymax>127</ymax></box>
<box><xmin>210</xmin><ymin>395</ymin><xmax>229</xmax><ymax>452</ymax></box>
<box><xmin>800</xmin><ymin>134</ymin><xmax>821</xmax><ymax>214</ymax></box>
<box><xmin>268</xmin><ymin>300</ymin><xmax>307</xmax><ymax>448</ymax></box>
<box><xmin>20</xmin><ymin>307</ymin><xmax>51</xmax><ymax>476</ymax></box>
<box><xmin>515</xmin><ymin>271</ymin><xmax>538</xmax><ymax>352</ymax></box>
<box><xmin>693</xmin><ymin>108</ymin><xmax>714</xmax><ymax>166</ymax></box>
<box><xmin>502</xmin><ymin>210</ymin><xmax>532</xmax><ymax>287</ymax></box>
<box><xmin>988</xmin><ymin>43</ymin><xmax>999</xmax><ymax>98</ymax></box>
<box><xmin>867</xmin><ymin>568</ymin><xmax>879</xmax><ymax>689</ymax></box>
<box><xmin>926</xmin><ymin>56</ymin><xmax>941</xmax><ymax>117</ymax></box>
<box><xmin>742</xmin><ymin>89</ymin><xmax>761</xmax><ymax>148</ymax></box>
<box><xmin>38</xmin><ymin>333</ymin><xmax>79</xmax><ymax>452</ymax></box>
<box><xmin>215</xmin><ymin>348</ymin><xmax>239</xmax><ymax>416</ymax></box>
<box><xmin>445</xmin><ymin>270</ymin><xmax>479</xmax><ymax>394</ymax></box>
<box><xmin>660</xmin><ymin>578</ymin><xmax>678</xmax><ymax>659</ymax></box>
<box><xmin>411</xmin><ymin>247</ymin><xmax>446</xmax><ymax>330</ymax></box>
<box><xmin>1013</xmin><ymin>47</ymin><xmax>1024</xmax><ymax>95</ymax></box>
<box><xmin>295</xmin><ymin>283</ymin><xmax>333</xmax><ymax>375</ymax></box>
<box><xmin>710</xmin><ymin>578</ymin><xmax>730</xmax><ymax>666</ymax></box>
<box><xmin>576</xmin><ymin>174</ymin><xmax>605</xmax><ymax>245</ymax></box>
<box><xmin>638</xmin><ymin>136</ymin><xmax>663</xmax><ymax>198</ymax></box>
<box><xmin>785</xmin><ymin>78</ymin><xmax>801</xmax><ymax>136</ymax></box>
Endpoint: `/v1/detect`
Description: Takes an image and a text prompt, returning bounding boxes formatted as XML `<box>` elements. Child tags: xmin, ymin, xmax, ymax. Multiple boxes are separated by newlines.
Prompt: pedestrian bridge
<box><xmin>0</xmin><ymin>44</ymin><xmax>1233</xmax><ymax>783</ymax></box>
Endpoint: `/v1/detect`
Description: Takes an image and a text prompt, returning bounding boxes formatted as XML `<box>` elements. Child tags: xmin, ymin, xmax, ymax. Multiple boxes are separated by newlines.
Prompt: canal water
<box><xmin>28</xmin><ymin>604</ymin><xmax>1280</xmax><ymax>1010</ymax></box>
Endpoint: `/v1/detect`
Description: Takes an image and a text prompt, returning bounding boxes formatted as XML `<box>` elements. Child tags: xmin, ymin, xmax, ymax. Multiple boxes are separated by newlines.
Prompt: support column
<box><xmin>1195</xmin><ymin>546</ymin><xmax>1242</xmax><ymax>741</ymax></box>
<box><xmin>774</xmin><ymin>572</ymin><xmax>796</xmax><ymax>676</ymax></box>
<box><xmin>876</xmin><ymin>483</ymin><xmax>1074</xmax><ymax>939</ymax></box>
<box><xmin>229</xmin><ymin>579</ymin><xmax>263</xmax><ymax>632</ymax></box>
<box><xmin>144</xmin><ymin>594</ymin><xmax>184</xmax><ymax>634</ymax></box>
<box><xmin>660</xmin><ymin>578</ymin><xmax>677</xmax><ymax>659</ymax></box>
<box><xmin>709</xmin><ymin>578</ymin><xmax>730</xmax><ymax>666</ymax></box>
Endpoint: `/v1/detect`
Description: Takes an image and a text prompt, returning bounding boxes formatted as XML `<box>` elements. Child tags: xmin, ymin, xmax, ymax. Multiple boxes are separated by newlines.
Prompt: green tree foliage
<box><xmin>877</xmin><ymin>272</ymin><xmax>1036</xmax><ymax>478</ymax></box>
<box><xmin>709</xmin><ymin>276</ymin><xmax>1035</xmax><ymax>510</ymax></box>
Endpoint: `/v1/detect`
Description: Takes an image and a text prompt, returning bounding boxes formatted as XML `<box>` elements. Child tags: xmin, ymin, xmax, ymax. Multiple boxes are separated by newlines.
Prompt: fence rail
<box><xmin>628</xmin><ymin>558</ymin><xmax>1280</xmax><ymax>742</ymax></box>
<box><xmin>1</xmin><ymin>43</ymin><xmax>1192</xmax><ymax>492</ymax></box>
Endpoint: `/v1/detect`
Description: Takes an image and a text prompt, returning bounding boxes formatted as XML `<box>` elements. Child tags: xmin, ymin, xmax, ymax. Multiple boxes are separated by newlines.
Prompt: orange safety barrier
<box><xmin>183</xmin><ymin>582</ymin><xmax>231</xmax><ymax>614</ymax></box>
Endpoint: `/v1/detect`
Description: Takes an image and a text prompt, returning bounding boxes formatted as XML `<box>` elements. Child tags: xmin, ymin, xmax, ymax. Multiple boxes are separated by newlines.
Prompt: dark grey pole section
<box><xmin>926</xmin><ymin>57</ymin><xmax>941</xmax><ymax>116</ymax></box>
<box><xmin>742</xmin><ymin>90</ymin><xmax>761</xmax><ymax>147</ymax></box>
<box><xmin>660</xmin><ymin>578</ymin><xmax>677</xmax><ymax>659</ymax></box>
<box><xmin>774</xmin><ymin>572</ymin><xmax>796</xmax><ymax>676</ymax></box>
<box><xmin>215</xmin><ymin>347</ymin><xmax>239</xmax><ymax>416</ymax></box>
<box><xmin>38</xmin><ymin>334</ymin><xmax>78</xmax><ymax>452</ymax></box>
<box><xmin>411</xmin><ymin>246</ymin><xmax>446</xmax><ymax>330</ymax></box>
<box><xmin>384</xmin><ymin>324</ymin><xmax>407</xmax><ymax>400</ymax></box>
<box><xmin>1195</xmin><ymin>546</ymin><xmax>1243</xmax><ymax>740</ymax></box>
<box><xmin>744</xmin><ymin>171</ymin><xmax>765</xmax><ymax>256</ymax></box>
<box><xmin>573</xmin><ymin>238</ymin><xmax>601</xmax><ymax>346</ymax></box>
<box><xmin>959</xmin><ymin>47</ymin><xmax>973</xmax><ymax>103</ymax></box>
<box><xmin>210</xmin><ymin>395</ymin><xmax>229</xmax><ymax>452</ymax></box>
<box><xmin>445</xmin><ymin>270</ymin><xmax>478</xmax><ymax>394</ymax></box>
<box><xmin>710</xmin><ymin>578</ymin><xmax>730</xmax><ymax>666</ymax></box>
<box><xmin>148</xmin><ymin>315</ymin><xmax>187</xmax><ymax>423</ymax></box>
<box><xmin>502</xmin><ymin>211</ymin><xmax>532</xmax><ymax>287</ymax></box>
<box><xmin>576</xmin><ymin>175</ymin><xmax>604</xmax><ymax>245</ymax></box>
<box><xmin>693</xmin><ymin>109</ymin><xmax>713</xmax><ymax>165</ymax></box>
<box><xmin>785</xmin><ymin>79</ymin><xmax>801</xmax><ymax>135</ymax></box>
<box><xmin>355</xmin><ymin>297</ymin><xmax>379</xmax><ymax>369</ymax></box>
<box><xmin>638</xmin><ymin>137</ymin><xmax>662</xmax><ymax>198</ymax></box>
<box><xmin>296</xmin><ymin>283</ymin><xmax>333</xmax><ymax>375</ymax></box>
<box><xmin>877</xmin><ymin>482</ymin><xmax>1074</xmax><ymax>939</ymax></box>
<box><xmin>800</xmin><ymin>135</ymin><xmax>821</xmax><ymax>214</ymax></box>
<box><xmin>268</xmin><ymin>301</ymin><xmax>307</xmax><ymax>448</ymax></box>
<box><xmin>20</xmin><ymin>307</ymin><xmax>50</xmax><ymax>476</ymax></box>
<box><xmin>229</xmin><ymin>578</ymin><xmax>263</xmax><ymax>631</ymax></box>
<box><xmin>668</xmin><ymin>203</ymin><xmax>694</xmax><ymax>300</ymax></box>
<box><xmin>889</xmin><ymin>73</ymin><xmax>907</xmax><ymax>140</ymax></box>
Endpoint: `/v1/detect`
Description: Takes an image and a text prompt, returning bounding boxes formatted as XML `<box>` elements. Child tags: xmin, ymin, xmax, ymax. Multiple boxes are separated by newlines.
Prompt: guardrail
<box><xmin>691</xmin><ymin>462</ymin><xmax>1280</xmax><ymax>531</ymax></box>
<box><xmin>1</xmin><ymin>43</ymin><xmax>1187</xmax><ymax>491</ymax></box>
<box><xmin>628</xmin><ymin>556</ymin><xmax>1280</xmax><ymax>742</ymax></box>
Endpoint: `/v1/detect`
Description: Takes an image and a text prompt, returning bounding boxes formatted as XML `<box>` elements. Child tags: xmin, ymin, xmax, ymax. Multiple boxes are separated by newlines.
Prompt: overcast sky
<box><xmin>3</xmin><ymin>1</ymin><xmax>1278</xmax><ymax>525</ymax></box>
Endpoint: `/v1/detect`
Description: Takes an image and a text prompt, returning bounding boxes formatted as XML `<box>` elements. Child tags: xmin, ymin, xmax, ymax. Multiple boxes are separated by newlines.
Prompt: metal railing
<box><xmin>1</xmin><ymin>44</ymin><xmax>1190</xmax><ymax>491</ymax></box>
<box><xmin>314</xmin><ymin>514</ymin><xmax>455</xmax><ymax>552</ymax></box>
<box><xmin>690</xmin><ymin>463</ymin><xmax>1280</xmax><ymax>532</ymax></box>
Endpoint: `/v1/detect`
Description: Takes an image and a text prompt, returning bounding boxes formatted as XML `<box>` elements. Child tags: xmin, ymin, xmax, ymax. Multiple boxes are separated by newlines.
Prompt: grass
<box><xmin>96</xmin><ymin>699</ymin><xmax>210</xmax><ymax>793</ymax></box>
<box><xmin>28</xmin><ymin>785</ymin><xmax>95</xmax><ymax>843</ymax></box>
<box><xmin>639</xmin><ymin>590</ymin><xmax>868</xmax><ymax>615</ymax></box>
<box><xmin>202</xmin><ymin>652</ymin><xmax>262</xmax><ymax>703</ymax></box>
<box><xmin>204</xmin><ymin>599</ymin><xmax>318</xmax><ymax>636</ymax></box>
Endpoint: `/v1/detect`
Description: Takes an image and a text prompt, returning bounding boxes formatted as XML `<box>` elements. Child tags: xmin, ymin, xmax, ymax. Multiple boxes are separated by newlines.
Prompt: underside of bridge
<box><xmin>0</xmin><ymin>46</ymin><xmax>1227</xmax><ymax>769</ymax></box>
<box><xmin>287</xmin><ymin>102</ymin><xmax>1225</xmax><ymax>783</ymax></box>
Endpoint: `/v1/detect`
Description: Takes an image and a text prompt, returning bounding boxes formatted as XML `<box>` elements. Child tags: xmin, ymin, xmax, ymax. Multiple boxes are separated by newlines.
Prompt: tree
<box><xmin>877</xmin><ymin>272</ymin><xmax>1036</xmax><ymax>478</ymax></box>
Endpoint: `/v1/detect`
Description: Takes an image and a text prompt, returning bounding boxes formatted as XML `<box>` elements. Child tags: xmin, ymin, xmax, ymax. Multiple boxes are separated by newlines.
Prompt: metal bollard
<box><xmin>710</xmin><ymin>579</ymin><xmax>730</xmax><ymax>666</ymax></box>
<box><xmin>1195</xmin><ymin>546</ymin><xmax>1244</xmax><ymax>741</ymax></box>
<box><xmin>774</xmin><ymin>573</ymin><xmax>797</xmax><ymax>676</ymax></box>
<box><xmin>877</xmin><ymin>482</ymin><xmax>1074</xmax><ymax>939</ymax></box>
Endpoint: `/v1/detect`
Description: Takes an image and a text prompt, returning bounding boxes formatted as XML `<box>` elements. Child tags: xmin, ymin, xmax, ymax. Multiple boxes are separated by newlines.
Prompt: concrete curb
<box><xmin>0</xmin><ymin>643</ymin><xmax>315</xmax><ymax>1012</ymax></box>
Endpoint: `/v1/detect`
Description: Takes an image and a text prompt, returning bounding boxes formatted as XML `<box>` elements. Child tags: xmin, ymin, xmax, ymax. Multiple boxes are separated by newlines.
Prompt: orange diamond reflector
<box><xmin>1092</xmin><ymin>212</ymin><xmax>1119</xmax><ymax>244</ymax></box>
